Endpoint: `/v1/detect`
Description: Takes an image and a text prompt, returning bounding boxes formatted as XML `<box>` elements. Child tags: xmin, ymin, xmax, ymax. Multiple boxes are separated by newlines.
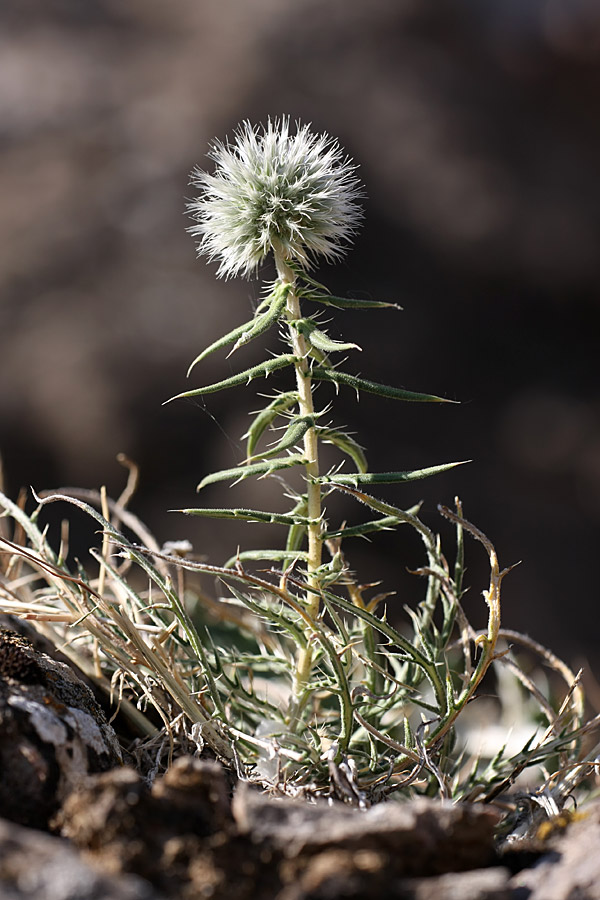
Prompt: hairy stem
<box><xmin>274</xmin><ymin>251</ymin><xmax>323</xmax><ymax>722</ymax></box>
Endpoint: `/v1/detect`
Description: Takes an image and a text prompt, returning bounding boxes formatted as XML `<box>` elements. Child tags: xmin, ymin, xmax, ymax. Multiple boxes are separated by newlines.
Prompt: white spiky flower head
<box><xmin>187</xmin><ymin>117</ymin><xmax>363</xmax><ymax>279</ymax></box>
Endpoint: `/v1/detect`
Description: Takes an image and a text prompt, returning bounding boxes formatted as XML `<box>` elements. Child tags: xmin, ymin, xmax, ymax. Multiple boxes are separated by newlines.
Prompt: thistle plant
<box><xmin>179</xmin><ymin>117</ymin><xmax>464</xmax><ymax>725</ymax></box>
<box><xmin>1</xmin><ymin>118</ymin><xmax>598</xmax><ymax>820</ymax></box>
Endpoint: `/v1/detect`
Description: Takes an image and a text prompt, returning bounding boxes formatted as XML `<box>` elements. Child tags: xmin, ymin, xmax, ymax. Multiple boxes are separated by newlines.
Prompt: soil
<box><xmin>0</xmin><ymin>621</ymin><xmax>598</xmax><ymax>900</ymax></box>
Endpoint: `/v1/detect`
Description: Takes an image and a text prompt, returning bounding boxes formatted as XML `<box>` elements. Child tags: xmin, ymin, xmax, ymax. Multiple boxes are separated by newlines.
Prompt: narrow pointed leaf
<box><xmin>229</xmin><ymin>282</ymin><xmax>290</xmax><ymax>354</ymax></box>
<box><xmin>198</xmin><ymin>455</ymin><xmax>307</xmax><ymax>490</ymax></box>
<box><xmin>405</xmin><ymin>605</ymin><xmax>436</xmax><ymax>659</ymax></box>
<box><xmin>177</xmin><ymin>507</ymin><xmax>312</xmax><ymax>526</ymax></box>
<box><xmin>306</xmin><ymin>344</ymin><xmax>328</xmax><ymax>366</ymax></box>
<box><xmin>312</xmin><ymin>367</ymin><xmax>453</xmax><ymax>403</ymax></box>
<box><xmin>244</xmin><ymin>391</ymin><xmax>298</xmax><ymax>459</ymax></box>
<box><xmin>291</xmin><ymin>264</ymin><xmax>401</xmax><ymax>308</ymax></box>
<box><xmin>321</xmin><ymin>586</ymin><xmax>445</xmax><ymax>710</ymax></box>
<box><xmin>186</xmin><ymin>319</ymin><xmax>259</xmax><ymax>376</ymax></box>
<box><xmin>290</xmin><ymin>264</ymin><xmax>330</xmax><ymax>292</ymax></box>
<box><xmin>316</xmin><ymin>428</ymin><xmax>368</xmax><ymax>473</ymax></box>
<box><xmin>322</xmin><ymin>516</ymin><xmax>402</xmax><ymax>540</ymax></box>
<box><xmin>225</xmin><ymin>584</ymin><xmax>307</xmax><ymax>647</ymax></box>
<box><xmin>325</xmin><ymin>485</ymin><xmax>431</xmax><ymax>543</ymax></box>
<box><xmin>249</xmin><ymin>415</ymin><xmax>314</xmax><ymax>462</ymax></box>
<box><xmin>294</xmin><ymin>319</ymin><xmax>361</xmax><ymax>353</ymax></box>
<box><xmin>301</xmin><ymin>290</ymin><xmax>401</xmax><ymax>310</ymax></box>
<box><xmin>286</xmin><ymin>496</ymin><xmax>308</xmax><ymax>552</ymax></box>
<box><xmin>167</xmin><ymin>355</ymin><xmax>296</xmax><ymax>402</ymax></box>
<box><xmin>0</xmin><ymin>490</ymin><xmax>55</xmax><ymax>556</ymax></box>
<box><xmin>309</xmin><ymin>328</ymin><xmax>361</xmax><ymax>354</ymax></box>
<box><xmin>318</xmin><ymin>461</ymin><xmax>469</xmax><ymax>487</ymax></box>
<box><xmin>223</xmin><ymin>549</ymin><xmax>309</xmax><ymax>568</ymax></box>
<box><xmin>186</xmin><ymin>282</ymin><xmax>290</xmax><ymax>375</ymax></box>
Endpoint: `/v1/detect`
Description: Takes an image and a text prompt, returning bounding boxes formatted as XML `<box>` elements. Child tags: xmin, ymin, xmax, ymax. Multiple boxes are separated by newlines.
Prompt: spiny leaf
<box><xmin>326</xmin><ymin>485</ymin><xmax>432</xmax><ymax>545</ymax></box>
<box><xmin>322</xmin><ymin>516</ymin><xmax>402</xmax><ymax>540</ymax></box>
<box><xmin>293</xmin><ymin>319</ymin><xmax>361</xmax><ymax>353</ymax></box>
<box><xmin>229</xmin><ymin>282</ymin><xmax>290</xmax><ymax>354</ymax></box>
<box><xmin>225</xmin><ymin>584</ymin><xmax>307</xmax><ymax>648</ymax></box>
<box><xmin>244</xmin><ymin>391</ymin><xmax>299</xmax><ymax>459</ymax></box>
<box><xmin>312</xmin><ymin>367</ymin><xmax>454</xmax><ymax>403</ymax></box>
<box><xmin>248</xmin><ymin>416</ymin><xmax>314</xmax><ymax>462</ymax></box>
<box><xmin>405</xmin><ymin>605</ymin><xmax>437</xmax><ymax>659</ymax></box>
<box><xmin>0</xmin><ymin>490</ymin><xmax>56</xmax><ymax>557</ymax></box>
<box><xmin>301</xmin><ymin>290</ymin><xmax>401</xmax><ymax>310</ymax></box>
<box><xmin>186</xmin><ymin>320</ymin><xmax>258</xmax><ymax>376</ymax></box>
<box><xmin>167</xmin><ymin>355</ymin><xmax>296</xmax><ymax>402</ymax></box>
<box><xmin>223</xmin><ymin>549</ymin><xmax>309</xmax><ymax>568</ymax></box>
<box><xmin>176</xmin><ymin>507</ymin><xmax>313</xmax><ymax>526</ymax></box>
<box><xmin>286</xmin><ymin>496</ymin><xmax>308</xmax><ymax>553</ymax></box>
<box><xmin>289</xmin><ymin>263</ymin><xmax>401</xmax><ymax>309</ymax></box>
<box><xmin>320</xmin><ymin>586</ymin><xmax>445</xmax><ymax>710</ymax></box>
<box><xmin>186</xmin><ymin>282</ymin><xmax>290</xmax><ymax>375</ymax></box>
<box><xmin>316</xmin><ymin>428</ymin><xmax>368</xmax><ymax>473</ymax></box>
<box><xmin>198</xmin><ymin>455</ymin><xmax>307</xmax><ymax>490</ymax></box>
<box><xmin>317</xmin><ymin>461</ymin><xmax>469</xmax><ymax>487</ymax></box>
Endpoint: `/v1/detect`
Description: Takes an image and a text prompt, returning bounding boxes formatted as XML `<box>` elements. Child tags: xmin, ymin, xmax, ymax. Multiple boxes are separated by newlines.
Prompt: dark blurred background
<box><xmin>1</xmin><ymin>0</ymin><xmax>599</xmax><ymax>670</ymax></box>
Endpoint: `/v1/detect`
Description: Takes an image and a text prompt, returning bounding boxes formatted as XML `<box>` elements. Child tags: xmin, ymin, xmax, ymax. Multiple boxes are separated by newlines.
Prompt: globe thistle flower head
<box><xmin>187</xmin><ymin>118</ymin><xmax>363</xmax><ymax>279</ymax></box>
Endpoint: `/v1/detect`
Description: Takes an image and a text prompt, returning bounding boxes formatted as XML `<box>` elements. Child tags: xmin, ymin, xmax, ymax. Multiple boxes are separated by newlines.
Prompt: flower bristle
<box><xmin>187</xmin><ymin>117</ymin><xmax>363</xmax><ymax>279</ymax></box>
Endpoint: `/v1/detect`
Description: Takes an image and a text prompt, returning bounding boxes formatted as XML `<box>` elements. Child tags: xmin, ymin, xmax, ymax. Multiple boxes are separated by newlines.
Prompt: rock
<box><xmin>510</xmin><ymin>798</ymin><xmax>600</xmax><ymax>900</ymax></box>
<box><xmin>278</xmin><ymin>854</ymin><xmax>511</xmax><ymax>900</ymax></box>
<box><xmin>61</xmin><ymin>758</ymin><xmax>233</xmax><ymax>854</ymax></box>
<box><xmin>59</xmin><ymin>758</ymin><xmax>242</xmax><ymax>898</ymax></box>
<box><xmin>56</xmin><ymin>766</ymin><xmax>600</xmax><ymax>899</ymax></box>
<box><xmin>0</xmin><ymin>815</ymin><xmax>163</xmax><ymax>900</ymax></box>
<box><xmin>152</xmin><ymin>755</ymin><xmax>233</xmax><ymax>832</ymax></box>
<box><xmin>399</xmin><ymin>868</ymin><xmax>512</xmax><ymax>900</ymax></box>
<box><xmin>0</xmin><ymin>614</ymin><xmax>111</xmax><ymax>707</ymax></box>
<box><xmin>0</xmin><ymin>626</ymin><xmax>122</xmax><ymax>829</ymax></box>
<box><xmin>233</xmin><ymin>785</ymin><xmax>500</xmax><ymax>876</ymax></box>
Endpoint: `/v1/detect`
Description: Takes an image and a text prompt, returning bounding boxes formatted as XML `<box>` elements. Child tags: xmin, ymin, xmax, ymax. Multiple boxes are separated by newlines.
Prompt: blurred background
<box><xmin>0</xmin><ymin>0</ymin><xmax>599</xmax><ymax>672</ymax></box>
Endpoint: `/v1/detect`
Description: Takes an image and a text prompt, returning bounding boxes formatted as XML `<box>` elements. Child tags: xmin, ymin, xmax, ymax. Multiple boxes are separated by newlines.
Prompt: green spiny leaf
<box><xmin>186</xmin><ymin>282</ymin><xmax>290</xmax><ymax>375</ymax></box>
<box><xmin>326</xmin><ymin>485</ymin><xmax>433</xmax><ymax>546</ymax></box>
<box><xmin>318</xmin><ymin>461</ymin><xmax>469</xmax><ymax>487</ymax></box>
<box><xmin>301</xmin><ymin>290</ymin><xmax>401</xmax><ymax>310</ymax></box>
<box><xmin>223</xmin><ymin>549</ymin><xmax>309</xmax><ymax>568</ymax></box>
<box><xmin>248</xmin><ymin>415</ymin><xmax>314</xmax><ymax>462</ymax></box>
<box><xmin>320</xmin><ymin>586</ymin><xmax>446</xmax><ymax>711</ymax></box>
<box><xmin>177</xmin><ymin>506</ymin><xmax>312</xmax><ymax>526</ymax></box>
<box><xmin>167</xmin><ymin>355</ymin><xmax>296</xmax><ymax>402</ymax></box>
<box><xmin>198</xmin><ymin>455</ymin><xmax>307</xmax><ymax>490</ymax></box>
<box><xmin>316</xmin><ymin>428</ymin><xmax>368</xmax><ymax>473</ymax></box>
<box><xmin>225</xmin><ymin>583</ymin><xmax>307</xmax><ymax>648</ymax></box>
<box><xmin>186</xmin><ymin>319</ymin><xmax>258</xmax><ymax>376</ymax></box>
<box><xmin>322</xmin><ymin>516</ymin><xmax>402</xmax><ymax>540</ymax></box>
<box><xmin>312</xmin><ymin>367</ymin><xmax>453</xmax><ymax>403</ymax></box>
<box><xmin>287</xmin><ymin>263</ymin><xmax>329</xmax><ymax>293</ymax></box>
<box><xmin>294</xmin><ymin>318</ymin><xmax>361</xmax><ymax>353</ymax></box>
<box><xmin>286</xmin><ymin>496</ymin><xmax>308</xmax><ymax>552</ymax></box>
<box><xmin>244</xmin><ymin>391</ymin><xmax>299</xmax><ymax>459</ymax></box>
<box><xmin>290</xmin><ymin>264</ymin><xmax>401</xmax><ymax>309</ymax></box>
<box><xmin>405</xmin><ymin>605</ymin><xmax>436</xmax><ymax>658</ymax></box>
<box><xmin>229</xmin><ymin>282</ymin><xmax>290</xmax><ymax>355</ymax></box>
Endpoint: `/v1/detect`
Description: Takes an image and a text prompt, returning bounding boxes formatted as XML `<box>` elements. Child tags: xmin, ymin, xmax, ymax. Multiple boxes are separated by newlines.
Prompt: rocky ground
<box><xmin>1</xmin><ymin>618</ymin><xmax>599</xmax><ymax>900</ymax></box>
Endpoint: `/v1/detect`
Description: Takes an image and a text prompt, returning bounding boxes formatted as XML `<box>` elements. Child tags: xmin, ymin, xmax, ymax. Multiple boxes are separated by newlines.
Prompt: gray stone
<box><xmin>510</xmin><ymin>799</ymin><xmax>600</xmax><ymax>900</ymax></box>
<box><xmin>399</xmin><ymin>867</ymin><xmax>512</xmax><ymax>900</ymax></box>
<box><xmin>233</xmin><ymin>785</ymin><xmax>499</xmax><ymax>875</ymax></box>
<box><xmin>0</xmin><ymin>817</ymin><xmax>163</xmax><ymax>900</ymax></box>
<box><xmin>0</xmin><ymin>626</ymin><xmax>122</xmax><ymax>829</ymax></box>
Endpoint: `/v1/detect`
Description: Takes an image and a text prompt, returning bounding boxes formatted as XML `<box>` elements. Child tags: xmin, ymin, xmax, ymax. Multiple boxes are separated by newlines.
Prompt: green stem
<box><xmin>274</xmin><ymin>250</ymin><xmax>323</xmax><ymax>723</ymax></box>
